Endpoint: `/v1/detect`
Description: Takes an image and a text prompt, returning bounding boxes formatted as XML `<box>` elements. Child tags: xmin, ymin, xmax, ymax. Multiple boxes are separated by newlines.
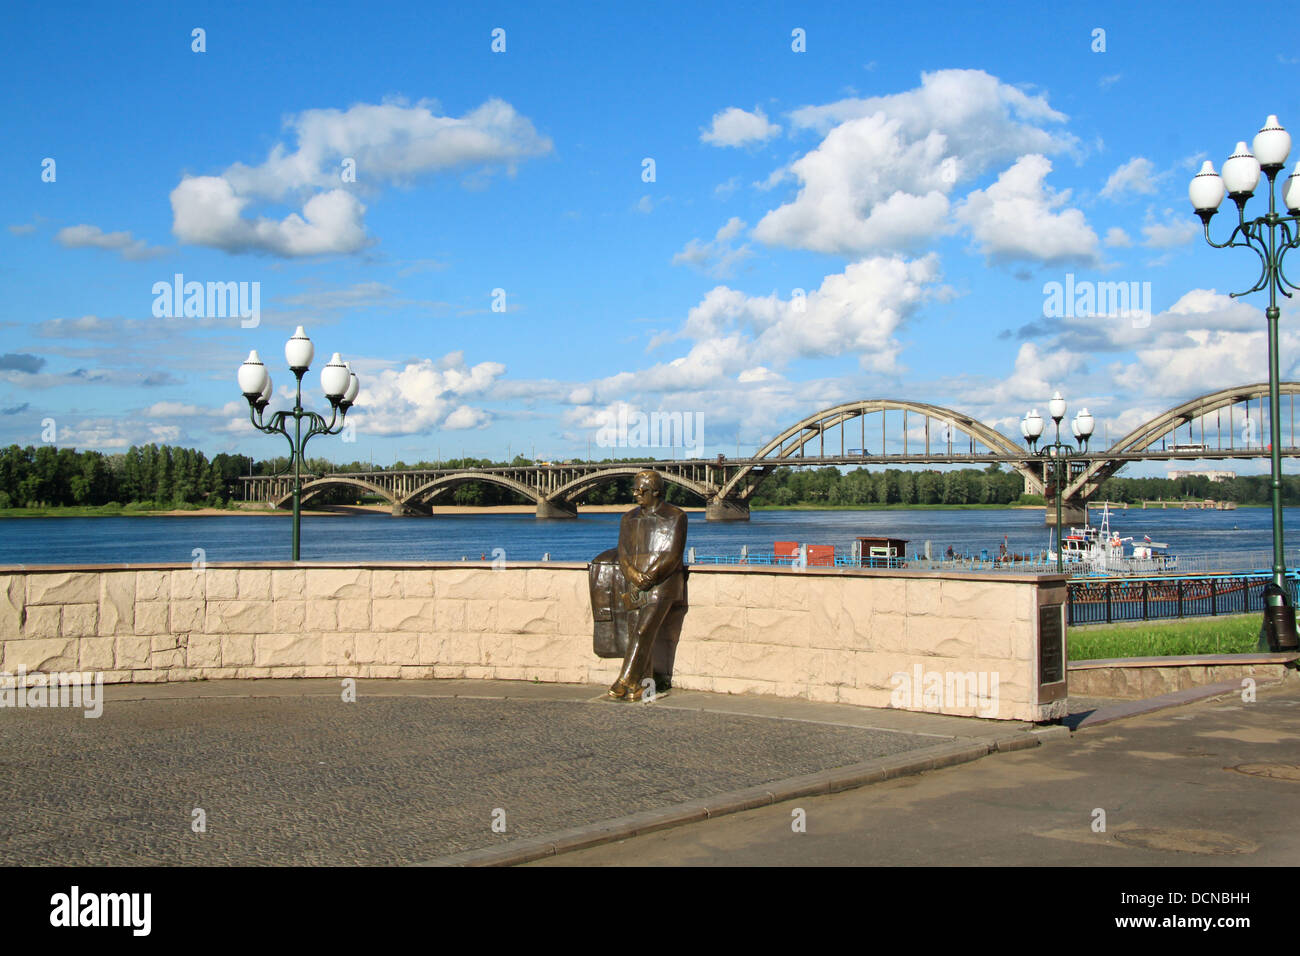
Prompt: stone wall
<box><xmin>0</xmin><ymin>563</ymin><xmax>1068</xmax><ymax>721</ymax></box>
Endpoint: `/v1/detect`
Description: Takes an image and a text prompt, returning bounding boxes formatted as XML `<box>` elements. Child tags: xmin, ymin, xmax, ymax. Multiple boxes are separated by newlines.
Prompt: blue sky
<box><xmin>4</xmin><ymin>0</ymin><xmax>1300</xmax><ymax>476</ymax></box>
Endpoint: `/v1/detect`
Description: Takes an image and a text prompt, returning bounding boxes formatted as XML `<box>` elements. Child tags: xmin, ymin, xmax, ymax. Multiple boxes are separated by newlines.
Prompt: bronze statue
<box><xmin>588</xmin><ymin>470</ymin><xmax>687</xmax><ymax>701</ymax></box>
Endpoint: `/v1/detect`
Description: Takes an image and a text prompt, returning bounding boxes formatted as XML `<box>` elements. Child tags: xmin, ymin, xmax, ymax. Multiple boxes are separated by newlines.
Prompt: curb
<box><xmin>1070</xmin><ymin>681</ymin><xmax>1244</xmax><ymax>729</ymax></box>
<box><xmin>414</xmin><ymin>734</ymin><xmax>1035</xmax><ymax>867</ymax></box>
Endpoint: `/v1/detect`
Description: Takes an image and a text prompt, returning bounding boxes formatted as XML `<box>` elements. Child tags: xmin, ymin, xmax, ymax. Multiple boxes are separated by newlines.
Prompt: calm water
<box><xmin>0</xmin><ymin>506</ymin><xmax>1292</xmax><ymax>566</ymax></box>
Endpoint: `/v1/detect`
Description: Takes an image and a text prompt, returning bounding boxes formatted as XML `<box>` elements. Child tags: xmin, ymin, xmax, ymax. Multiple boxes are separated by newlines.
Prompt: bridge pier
<box><xmin>536</xmin><ymin>498</ymin><xmax>577</xmax><ymax>519</ymax></box>
<box><xmin>1044</xmin><ymin>500</ymin><xmax>1088</xmax><ymax>527</ymax></box>
<box><xmin>706</xmin><ymin>498</ymin><xmax>750</xmax><ymax>522</ymax></box>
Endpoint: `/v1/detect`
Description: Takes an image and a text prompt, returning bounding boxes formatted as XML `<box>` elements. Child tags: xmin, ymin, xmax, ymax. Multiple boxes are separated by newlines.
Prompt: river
<box><xmin>0</xmin><ymin>506</ymin><xmax>1290</xmax><ymax>567</ymax></box>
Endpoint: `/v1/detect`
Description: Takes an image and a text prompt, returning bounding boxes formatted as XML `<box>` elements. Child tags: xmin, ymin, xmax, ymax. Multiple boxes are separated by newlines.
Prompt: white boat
<box><xmin>1049</xmin><ymin>503</ymin><xmax>1177</xmax><ymax>574</ymax></box>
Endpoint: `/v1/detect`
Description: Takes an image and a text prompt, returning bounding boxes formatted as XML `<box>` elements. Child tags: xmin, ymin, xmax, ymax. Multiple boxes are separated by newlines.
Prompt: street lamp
<box><xmin>1189</xmin><ymin>114</ymin><xmax>1300</xmax><ymax>651</ymax></box>
<box><xmin>1022</xmin><ymin>393</ymin><xmax>1094</xmax><ymax>573</ymax></box>
<box><xmin>237</xmin><ymin>325</ymin><xmax>360</xmax><ymax>560</ymax></box>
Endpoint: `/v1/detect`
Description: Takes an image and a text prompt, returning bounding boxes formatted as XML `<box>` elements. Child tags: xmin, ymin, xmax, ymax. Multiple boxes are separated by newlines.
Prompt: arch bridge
<box><xmin>235</xmin><ymin>383</ymin><xmax>1300</xmax><ymax>522</ymax></box>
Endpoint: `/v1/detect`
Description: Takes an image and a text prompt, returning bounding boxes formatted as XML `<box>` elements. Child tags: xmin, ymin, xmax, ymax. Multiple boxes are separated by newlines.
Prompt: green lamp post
<box><xmin>1189</xmin><ymin>115</ymin><xmax>1300</xmax><ymax>651</ymax></box>
<box><xmin>237</xmin><ymin>326</ymin><xmax>360</xmax><ymax>560</ymax></box>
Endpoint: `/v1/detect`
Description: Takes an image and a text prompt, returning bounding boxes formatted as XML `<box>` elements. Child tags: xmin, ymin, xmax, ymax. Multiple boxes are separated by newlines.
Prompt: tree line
<box><xmin>2</xmin><ymin>443</ymin><xmax>1298</xmax><ymax>509</ymax></box>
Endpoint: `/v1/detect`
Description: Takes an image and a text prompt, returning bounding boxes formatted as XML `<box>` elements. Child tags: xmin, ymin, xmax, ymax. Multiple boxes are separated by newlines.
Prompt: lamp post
<box><xmin>237</xmin><ymin>325</ymin><xmax>360</xmax><ymax>560</ymax></box>
<box><xmin>1189</xmin><ymin>115</ymin><xmax>1300</xmax><ymax>651</ymax></box>
<box><xmin>1022</xmin><ymin>394</ymin><xmax>1094</xmax><ymax>573</ymax></box>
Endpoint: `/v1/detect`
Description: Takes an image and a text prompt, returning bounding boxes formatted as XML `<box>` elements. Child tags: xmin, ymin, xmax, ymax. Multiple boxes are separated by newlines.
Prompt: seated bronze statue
<box><xmin>588</xmin><ymin>470</ymin><xmax>686</xmax><ymax>701</ymax></box>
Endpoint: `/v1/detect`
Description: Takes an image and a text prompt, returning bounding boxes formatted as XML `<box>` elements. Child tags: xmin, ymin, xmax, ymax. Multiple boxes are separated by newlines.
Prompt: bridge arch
<box><xmin>289</xmin><ymin>476</ymin><xmax>398</xmax><ymax>509</ymax></box>
<box><xmin>548</xmin><ymin>465</ymin><xmax>715</xmax><ymax>505</ymax></box>
<box><xmin>717</xmin><ymin>398</ymin><xmax>1038</xmax><ymax>501</ymax></box>
<box><xmin>1065</xmin><ymin>381</ymin><xmax>1300</xmax><ymax>499</ymax></box>
<box><xmin>402</xmin><ymin>471</ymin><xmax>544</xmax><ymax>508</ymax></box>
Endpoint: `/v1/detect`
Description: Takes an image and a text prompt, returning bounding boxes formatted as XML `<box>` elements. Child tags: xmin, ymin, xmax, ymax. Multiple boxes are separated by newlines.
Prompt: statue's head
<box><xmin>633</xmin><ymin>469</ymin><xmax>664</xmax><ymax>507</ymax></box>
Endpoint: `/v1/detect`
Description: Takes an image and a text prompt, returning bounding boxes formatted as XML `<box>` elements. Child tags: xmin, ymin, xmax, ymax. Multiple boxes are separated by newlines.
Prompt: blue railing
<box><xmin>1065</xmin><ymin>572</ymin><xmax>1300</xmax><ymax>626</ymax></box>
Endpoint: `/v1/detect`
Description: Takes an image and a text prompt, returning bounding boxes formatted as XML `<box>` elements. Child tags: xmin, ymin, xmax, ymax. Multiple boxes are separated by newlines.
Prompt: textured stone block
<box><xmin>371</xmin><ymin>569</ymin><xmax>403</xmax><ymax>599</ymax></box>
<box><xmin>133</xmin><ymin>602</ymin><xmax>169</xmax><ymax>636</ymax></box>
<box><xmin>207</xmin><ymin>601</ymin><xmax>272</xmax><ymax>634</ymax></box>
<box><xmin>497</xmin><ymin>599</ymin><xmax>556</xmax><ymax>634</ymax></box>
<box><xmin>237</xmin><ymin>569</ymin><xmax>272</xmax><ymax>601</ymax></box>
<box><xmin>255</xmin><ymin>633</ymin><xmax>325</xmax><ymax>667</ymax></box>
<box><xmin>678</xmin><ymin>604</ymin><xmax>744</xmax><ymax>643</ymax></box>
<box><xmin>61</xmin><ymin>603</ymin><xmax>98</xmax><ymax>638</ymax></box>
<box><xmin>170</xmin><ymin>569</ymin><xmax>206</xmax><ymax>600</ymax></box>
<box><xmin>440</xmin><ymin>568</ymin><xmax>523</xmax><ymax>600</ymax></box>
<box><xmin>4</xmin><ymin>637</ymin><xmax>77</xmax><ymax>671</ymax></box>
<box><xmin>744</xmin><ymin>607</ymin><xmax>809</xmax><ymax>646</ymax></box>
<box><xmin>170</xmin><ymin>600</ymin><xmax>205</xmax><ymax>634</ymax></box>
<box><xmin>186</xmin><ymin>633</ymin><xmax>222</xmax><ymax>668</ymax></box>
<box><xmin>337</xmin><ymin>599</ymin><xmax>371</xmax><ymax>630</ymax></box>
<box><xmin>27</xmin><ymin>572</ymin><xmax>99</xmax><ymax>606</ymax></box>
<box><xmin>271</xmin><ymin>569</ymin><xmax>305</xmax><ymax>600</ymax></box>
<box><xmin>272</xmin><ymin>601</ymin><xmax>306</xmax><ymax>633</ymax></box>
<box><xmin>904</xmin><ymin>579</ymin><xmax>942</xmax><ymax>616</ymax></box>
<box><xmin>464</xmin><ymin>600</ymin><xmax>498</xmax><ymax>633</ymax></box>
<box><xmin>305</xmin><ymin>601</ymin><xmax>338</xmax><ymax>631</ymax></box>
<box><xmin>24</xmin><ymin>605</ymin><xmax>60</xmax><ymax>639</ymax></box>
<box><xmin>222</xmin><ymin>634</ymin><xmax>255</xmax><ymax>667</ymax></box>
<box><xmin>940</xmin><ymin>580</ymin><xmax>1023</xmax><ymax>622</ymax></box>
<box><xmin>78</xmin><ymin>636</ymin><xmax>116</xmax><ymax>670</ymax></box>
<box><xmin>98</xmin><ymin>573</ymin><xmax>135</xmax><ymax>636</ymax></box>
<box><xmin>371</xmin><ymin>599</ymin><xmax>433</xmax><ymax>632</ymax></box>
<box><xmin>355</xmin><ymin>632</ymin><xmax>418</xmax><ymax>665</ymax></box>
<box><xmin>114</xmin><ymin>635</ymin><xmax>152</xmax><ymax>668</ymax></box>
<box><xmin>304</xmin><ymin>568</ymin><xmax>370</xmax><ymax>600</ymax></box>
<box><xmin>135</xmin><ymin>571</ymin><xmax>170</xmax><ymax>603</ymax></box>
<box><xmin>433</xmin><ymin>599</ymin><xmax>466</xmax><ymax>633</ymax></box>
<box><xmin>205</xmin><ymin>569</ymin><xmax>239</xmax><ymax>601</ymax></box>
<box><xmin>0</xmin><ymin>576</ymin><xmax>23</xmax><ymax>639</ymax></box>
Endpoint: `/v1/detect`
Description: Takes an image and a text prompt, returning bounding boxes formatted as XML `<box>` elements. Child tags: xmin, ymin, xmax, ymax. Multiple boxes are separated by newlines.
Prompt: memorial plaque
<box><xmin>1038</xmin><ymin>604</ymin><xmax>1065</xmax><ymax>685</ymax></box>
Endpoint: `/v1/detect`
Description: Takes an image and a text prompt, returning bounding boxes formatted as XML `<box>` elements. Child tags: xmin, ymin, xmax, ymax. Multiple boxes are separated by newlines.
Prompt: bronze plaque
<box><xmin>1039</xmin><ymin>604</ymin><xmax>1065</xmax><ymax>685</ymax></box>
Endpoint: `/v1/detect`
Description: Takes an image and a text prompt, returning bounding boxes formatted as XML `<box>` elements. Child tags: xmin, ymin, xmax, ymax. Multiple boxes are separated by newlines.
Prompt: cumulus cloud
<box><xmin>700</xmin><ymin>107</ymin><xmax>782</xmax><ymax>147</ymax></box>
<box><xmin>55</xmin><ymin>225</ymin><xmax>167</xmax><ymax>261</ymax></box>
<box><xmin>590</xmin><ymin>254</ymin><xmax>942</xmax><ymax>404</ymax></box>
<box><xmin>1141</xmin><ymin>208</ymin><xmax>1198</xmax><ymax>248</ymax></box>
<box><xmin>349</xmin><ymin>351</ymin><xmax>505</xmax><ymax>435</ymax></box>
<box><xmin>671</xmin><ymin>217</ymin><xmax>753</xmax><ymax>277</ymax></box>
<box><xmin>954</xmin><ymin>154</ymin><xmax>1100</xmax><ymax>266</ymax></box>
<box><xmin>1100</xmin><ymin>157</ymin><xmax>1158</xmax><ymax>199</ymax></box>
<box><xmin>1104</xmin><ymin>227</ymin><xmax>1132</xmax><ymax>247</ymax></box>
<box><xmin>170</xmin><ymin>98</ymin><xmax>551</xmax><ymax>257</ymax></box>
<box><xmin>756</xmin><ymin>69</ymin><xmax>1078</xmax><ymax>256</ymax></box>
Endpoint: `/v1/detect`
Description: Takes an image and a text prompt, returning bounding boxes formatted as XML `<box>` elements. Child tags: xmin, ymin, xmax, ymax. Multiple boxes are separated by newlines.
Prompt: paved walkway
<box><xmin>7</xmin><ymin>676</ymin><xmax>1291</xmax><ymax>866</ymax></box>
<box><xmin>534</xmin><ymin>679</ymin><xmax>1300</xmax><ymax>866</ymax></box>
<box><xmin>0</xmin><ymin>679</ymin><xmax>1041</xmax><ymax>866</ymax></box>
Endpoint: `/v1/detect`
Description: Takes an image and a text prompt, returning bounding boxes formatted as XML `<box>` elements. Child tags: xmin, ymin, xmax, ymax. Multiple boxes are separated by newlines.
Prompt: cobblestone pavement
<box><xmin>0</xmin><ymin>684</ymin><xmax>941</xmax><ymax>865</ymax></box>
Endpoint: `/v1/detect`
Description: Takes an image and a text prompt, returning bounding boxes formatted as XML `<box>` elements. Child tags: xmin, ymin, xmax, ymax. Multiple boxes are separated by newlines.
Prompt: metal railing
<box><xmin>1066</xmin><ymin>572</ymin><xmax>1300</xmax><ymax>626</ymax></box>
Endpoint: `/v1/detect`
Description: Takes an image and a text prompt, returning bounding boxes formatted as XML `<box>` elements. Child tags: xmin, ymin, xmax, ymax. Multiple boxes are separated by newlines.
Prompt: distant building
<box><xmin>1167</xmin><ymin>469</ymin><xmax>1236</xmax><ymax>481</ymax></box>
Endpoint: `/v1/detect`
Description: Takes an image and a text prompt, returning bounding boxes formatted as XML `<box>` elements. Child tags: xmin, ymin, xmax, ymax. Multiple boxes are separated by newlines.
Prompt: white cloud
<box><xmin>1104</xmin><ymin>227</ymin><xmax>1132</xmax><ymax>247</ymax></box>
<box><xmin>756</xmin><ymin>69</ymin><xmax>1078</xmax><ymax>256</ymax></box>
<box><xmin>1141</xmin><ymin>208</ymin><xmax>1198</xmax><ymax>248</ymax></box>
<box><xmin>1100</xmin><ymin>156</ymin><xmax>1158</xmax><ymax>199</ymax></box>
<box><xmin>170</xmin><ymin>98</ymin><xmax>551</xmax><ymax>257</ymax></box>
<box><xmin>349</xmin><ymin>351</ymin><xmax>505</xmax><ymax>436</ymax></box>
<box><xmin>700</xmin><ymin>107</ymin><xmax>782</xmax><ymax>147</ymax></box>
<box><xmin>672</xmin><ymin>217</ymin><xmax>753</xmax><ymax>277</ymax></box>
<box><xmin>954</xmin><ymin>154</ymin><xmax>1101</xmax><ymax>266</ymax></box>
<box><xmin>590</xmin><ymin>254</ymin><xmax>942</xmax><ymax>403</ymax></box>
<box><xmin>55</xmin><ymin>224</ymin><xmax>167</xmax><ymax>261</ymax></box>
